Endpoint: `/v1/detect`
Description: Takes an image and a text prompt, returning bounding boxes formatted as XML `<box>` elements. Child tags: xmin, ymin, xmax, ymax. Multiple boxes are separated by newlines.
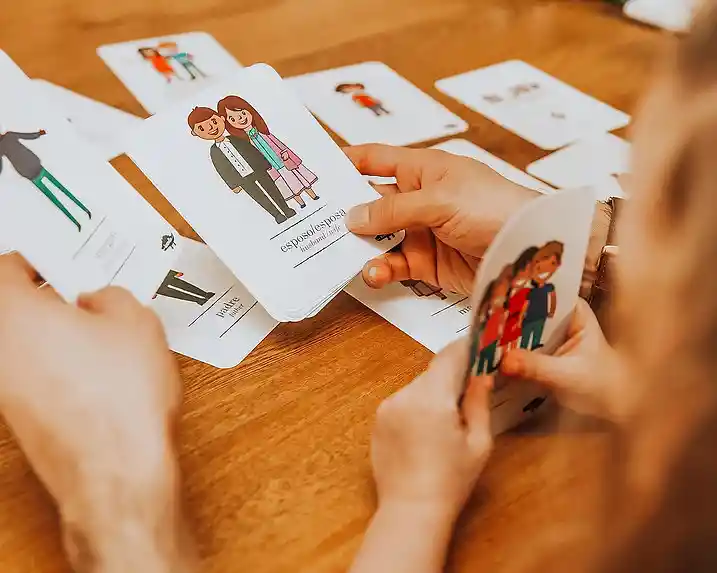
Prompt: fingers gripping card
<box><xmin>126</xmin><ymin>64</ymin><xmax>403</xmax><ymax>321</ymax></box>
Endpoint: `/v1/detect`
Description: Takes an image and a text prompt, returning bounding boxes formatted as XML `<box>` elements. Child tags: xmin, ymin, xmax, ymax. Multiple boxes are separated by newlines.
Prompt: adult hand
<box><xmin>345</xmin><ymin>144</ymin><xmax>540</xmax><ymax>294</ymax></box>
<box><xmin>371</xmin><ymin>338</ymin><xmax>493</xmax><ymax>519</ymax></box>
<box><xmin>0</xmin><ymin>255</ymin><xmax>194</xmax><ymax>572</ymax></box>
<box><xmin>501</xmin><ymin>299</ymin><xmax>628</xmax><ymax>421</ymax></box>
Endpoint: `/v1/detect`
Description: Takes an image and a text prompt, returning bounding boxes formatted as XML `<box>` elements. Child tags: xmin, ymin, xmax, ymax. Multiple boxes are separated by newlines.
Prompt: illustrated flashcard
<box><xmin>150</xmin><ymin>238</ymin><xmax>278</xmax><ymax>368</ymax></box>
<box><xmin>127</xmin><ymin>64</ymin><xmax>403</xmax><ymax>321</ymax></box>
<box><xmin>32</xmin><ymin>80</ymin><xmax>145</xmax><ymax>161</ymax></box>
<box><xmin>459</xmin><ymin>188</ymin><xmax>595</xmax><ymax>429</ymax></box>
<box><xmin>527</xmin><ymin>133</ymin><xmax>631</xmax><ymax>200</ymax></box>
<box><xmin>436</xmin><ymin>60</ymin><xmax>631</xmax><ymax>150</ymax></box>
<box><xmin>288</xmin><ymin>62</ymin><xmax>468</xmax><ymax>146</ymax></box>
<box><xmin>0</xmin><ymin>51</ymin><xmax>179</xmax><ymax>303</ymax></box>
<box><xmin>345</xmin><ymin>278</ymin><xmax>472</xmax><ymax>353</ymax></box>
<box><xmin>97</xmin><ymin>32</ymin><xmax>243</xmax><ymax>114</ymax></box>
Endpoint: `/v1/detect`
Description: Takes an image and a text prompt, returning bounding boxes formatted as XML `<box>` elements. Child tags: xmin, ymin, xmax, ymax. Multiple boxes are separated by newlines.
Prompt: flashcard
<box><xmin>288</xmin><ymin>62</ymin><xmax>468</xmax><ymax>146</ymax></box>
<box><xmin>436</xmin><ymin>60</ymin><xmax>631</xmax><ymax>150</ymax></box>
<box><xmin>345</xmin><ymin>278</ymin><xmax>471</xmax><ymax>352</ymax></box>
<box><xmin>150</xmin><ymin>238</ymin><xmax>277</xmax><ymax>368</ymax></box>
<box><xmin>460</xmin><ymin>188</ymin><xmax>595</xmax><ymax>428</ymax></box>
<box><xmin>527</xmin><ymin>133</ymin><xmax>631</xmax><ymax>200</ymax></box>
<box><xmin>126</xmin><ymin>64</ymin><xmax>403</xmax><ymax>321</ymax></box>
<box><xmin>32</xmin><ymin>80</ymin><xmax>145</xmax><ymax>161</ymax></box>
<box><xmin>98</xmin><ymin>32</ymin><xmax>243</xmax><ymax>114</ymax></box>
<box><xmin>0</xmin><ymin>51</ymin><xmax>179</xmax><ymax>303</ymax></box>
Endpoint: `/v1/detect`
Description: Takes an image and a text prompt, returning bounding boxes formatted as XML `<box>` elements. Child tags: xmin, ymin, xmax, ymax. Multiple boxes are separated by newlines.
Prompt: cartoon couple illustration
<box><xmin>335</xmin><ymin>83</ymin><xmax>391</xmax><ymax>116</ymax></box>
<box><xmin>188</xmin><ymin>96</ymin><xmax>320</xmax><ymax>225</ymax></box>
<box><xmin>470</xmin><ymin>241</ymin><xmax>564</xmax><ymax>377</ymax></box>
<box><xmin>138</xmin><ymin>42</ymin><xmax>206</xmax><ymax>82</ymax></box>
<box><xmin>0</xmin><ymin>128</ymin><xmax>91</xmax><ymax>231</ymax></box>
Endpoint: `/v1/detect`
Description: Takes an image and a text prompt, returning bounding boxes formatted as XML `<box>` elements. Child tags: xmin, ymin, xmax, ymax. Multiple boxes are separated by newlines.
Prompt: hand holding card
<box><xmin>127</xmin><ymin>64</ymin><xmax>403</xmax><ymax>321</ymax></box>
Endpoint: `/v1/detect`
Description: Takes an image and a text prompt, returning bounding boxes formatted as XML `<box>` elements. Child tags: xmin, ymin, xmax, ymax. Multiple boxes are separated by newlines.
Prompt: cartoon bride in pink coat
<box><xmin>217</xmin><ymin>95</ymin><xmax>320</xmax><ymax>209</ymax></box>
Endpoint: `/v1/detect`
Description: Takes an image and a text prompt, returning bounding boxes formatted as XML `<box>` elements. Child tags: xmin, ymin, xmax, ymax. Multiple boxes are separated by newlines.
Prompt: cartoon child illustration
<box><xmin>500</xmin><ymin>246</ymin><xmax>539</xmax><ymax>352</ymax></box>
<box><xmin>335</xmin><ymin>83</ymin><xmax>390</xmax><ymax>116</ymax></box>
<box><xmin>217</xmin><ymin>96</ymin><xmax>320</xmax><ymax>210</ymax></box>
<box><xmin>138</xmin><ymin>47</ymin><xmax>180</xmax><ymax>83</ymax></box>
<box><xmin>187</xmin><ymin>107</ymin><xmax>297</xmax><ymax>224</ymax></box>
<box><xmin>153</xmin><ymin>270</ymin><xmax>215</xmax><ymax>305</ymax></box>
<box><xmin>400</xmin><ymin>279</ymin><xmax>447</xmax><ymax>300</ymax></box>
<box><xmin>0</xmin><ymin>128</ymin><xmax>91</xmax><ymax>231</ymax></box>
<box><xmin>470</xmin><ymin>270</ymin><xmax>511</xmax><ymax>376</ymax></box>
<box><xmin>521</xmin><ymin>240</ymin><xmax>564</xmax><ymax>350</ymax></box>
<box><xmin>159</xmin><ymin>42</ymin><xmax>206</xmax><ymax>81</ymax></box>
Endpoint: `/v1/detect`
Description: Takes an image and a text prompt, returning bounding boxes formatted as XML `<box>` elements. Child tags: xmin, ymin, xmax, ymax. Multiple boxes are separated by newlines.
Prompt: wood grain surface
<box><xmin>0</xmin><ymin>1</ymin><xmax>668</xmax><ymax>571</ymax></box>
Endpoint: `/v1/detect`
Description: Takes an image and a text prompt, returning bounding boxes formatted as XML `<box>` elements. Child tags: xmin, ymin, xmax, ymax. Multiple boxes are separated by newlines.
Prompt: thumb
<box><xmin>501</xmin><ymin>349</ymin><xmax>580</xmax><ymax>392</ymax></box>
<box><xmin>345</xmin><ymin>191</ymin><xmax>450</xmax><ymax>235</ymax></box>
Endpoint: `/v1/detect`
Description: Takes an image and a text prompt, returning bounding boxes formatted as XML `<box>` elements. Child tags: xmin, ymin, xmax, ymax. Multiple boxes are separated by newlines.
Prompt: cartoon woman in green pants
<box><xmin>0</xmin><ymin>129</ymin><xmax>91</xmax><ymax>231</ymax></box>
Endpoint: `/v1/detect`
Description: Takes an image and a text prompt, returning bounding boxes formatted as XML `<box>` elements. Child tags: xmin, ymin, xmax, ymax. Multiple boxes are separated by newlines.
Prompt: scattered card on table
<box><xmin>461</xmin><ymin>187</ymin><xmax>596</xmax><ymax>431</ymax></box>
<box><xmin>288</xmin><ymin>62</ymin><xmax>468</xmax><ymax>146</ymax></box>
<box><xmin>0</xmin><ymin>51</ymin><xmax>179</xmax><ymax>302</ymax></box>
<box><xmin>527</xmin><ymin>133</ymin><xmax>631</xmax><ymax>200</ymax></box>
<box><xmin>345</xmin><ymin>278</ymin><xmax>471</xmax><ymax>353</ymax></box>
<box><xmin>33</xmin><ymin>79</ymin><xmax>145</xmax><ymax>161</ymax></box>
<box><xmin>436</xmin><ymin>60</ymin><xmax>630</xmax><ymax>150</ymax></box>
<box><xmin>150</xmin><ymin>238</ymin><xmax>278</xmax><ymax>368</ymax></box>
<box><xmin>97</xmin><ymin>32</ymin><xmax>243</xmax><ymax>114</ymax></box>
<box><xmin>126</xmin><ymin>63</ymin><xmax>403</xmax><ymax>322</ymax></box>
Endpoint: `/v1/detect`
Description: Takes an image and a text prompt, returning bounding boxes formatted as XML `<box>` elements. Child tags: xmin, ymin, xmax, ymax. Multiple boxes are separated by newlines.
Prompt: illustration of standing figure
<box><xmin>500</xmin><ymin>246</ymin><xmax>539</xmax><ymax>352</ymax></box>
<box><xmin>138</xmin><ymin>47</ymin><xmax>180</xmax><ymax>83</ymax></box>
<box><xmin>154</xmin><ymin>270</ymin><xmax>215</xmax><ymax>305</ymax></box>
<box><xmin>188</xmin><ymin>107</ymin><xmax>297</xmax><ymax>224</ymax></box>
<box><xmin>0</xmin><ymin>129</ymin><xmax>91</xmax><ymax>231</ymax></box>
<box><xmin>160</xmin><ymin>42</ymin><xmax>207</xmax><ymax>81</ymax></box>
<box><xmin>335</xmin><ymin>83</ymin><xmax>391</xmax><ymax>116</ymax></box>
<box><xmin>400</xmin><ymin>279</ymin><xmax>447</xmax><ymax>300</ymax></box>
<box><xmin>218</xmin><ymin>96</ymin><xmax>320</xmax><ymax>210</ymax></box>
<box><xmin>470</xmin><ymin>272</ymin><xmax>510</xmax><ymax>376</ymax></box>
<box><xmin>521</xmin><ymin>241</ymin><xmax>563</xmax><ymax>350</ymax></box>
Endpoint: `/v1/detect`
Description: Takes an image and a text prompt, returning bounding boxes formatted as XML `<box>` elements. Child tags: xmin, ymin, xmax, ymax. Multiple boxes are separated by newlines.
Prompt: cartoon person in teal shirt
<box><xmin>160</xmin><ymin>42</ymin><xmax>207</xmax><ymax>81</ymax></box>
<box><xmin>0</xmin><ymin>128</ymin><xmax>91</xmax><ymax>231</ymax></box>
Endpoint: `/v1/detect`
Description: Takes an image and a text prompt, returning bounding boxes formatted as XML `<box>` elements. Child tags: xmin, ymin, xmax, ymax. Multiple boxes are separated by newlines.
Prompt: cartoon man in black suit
<box><xmin>153</xmin><ymin>270</ymin><xmax>215</xmax><ymax>305</ymax></box>
<box><xmin>188</xmin><ymin>107</ymin><xmax>297</xmax><ymax>224</ymax></box>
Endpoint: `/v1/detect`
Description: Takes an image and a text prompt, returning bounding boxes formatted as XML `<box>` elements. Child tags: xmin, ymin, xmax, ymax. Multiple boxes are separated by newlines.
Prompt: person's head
<box><xmin>336</xmin><ymin>82</ymin><xmax>365</xmax><ymax>94</ymax></box>
<box><xmin>477</xmin><ymin>280</ymin><xmax>496</xmax><ymax>320</ymax></box>
<box><xmin>492</xmin><ymin>264</ymin><xmax>513</xmax><ymax>305</ymax></box>
<box><xmin>187</xmin><ymin>107</ymin><xmax>225</xmax><ymax>141</ymax></box>
<box><xmin>158</xmin><ymin>41</ymin><xmax>178</xmax><ymax>56</ymax></box>
<box><xmin>531</xmin><ymin>241</ymin><xmax>564</xmax><ymax>285</ymax></box>
<box><xmin>217</xmin><ymin>95</ymin><xmax>268</xmax><ymax>139</ymax></box>
<box><xmin>511</xmin><ymin>246</ymin><xmax>539</xmax><ymax>288</ymax></box>
<box><xmin>138</xmin><ymin>47</ymin><xmax>159</xmax><ymax>59</ymax></box>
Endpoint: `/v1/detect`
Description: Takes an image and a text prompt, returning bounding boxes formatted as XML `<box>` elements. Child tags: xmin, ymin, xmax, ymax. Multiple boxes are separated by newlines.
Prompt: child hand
<box><xmin>371</xmin><ymin>338</ymin><xmax>493</xmax><ymax>521</ymax></box>
<box><xmin>501</xmin><ymin>299</ymin><xmax>627</xmax><ymax>421</ymax></box>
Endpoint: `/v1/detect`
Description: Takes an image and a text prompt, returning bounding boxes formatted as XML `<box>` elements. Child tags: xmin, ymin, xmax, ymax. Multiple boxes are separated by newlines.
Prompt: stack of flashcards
<box><xmin>125</xmin><ymin>64</ymin><xmax>403</xmax><ymax>321</ymax></box>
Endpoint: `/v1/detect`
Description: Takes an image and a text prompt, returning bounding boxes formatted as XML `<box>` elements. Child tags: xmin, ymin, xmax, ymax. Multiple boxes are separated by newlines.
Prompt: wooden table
<box><xmin>0</xmin><ymin>1</ymin><xmax>667</xmax><ymax>571</ymax></box>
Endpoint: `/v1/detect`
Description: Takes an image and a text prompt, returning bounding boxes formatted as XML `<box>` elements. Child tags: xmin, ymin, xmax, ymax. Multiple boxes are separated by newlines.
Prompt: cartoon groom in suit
<box><xmin>188</xmin><ymin>107</ymin><xmax>297</xmax><ymax>224</ymax></box>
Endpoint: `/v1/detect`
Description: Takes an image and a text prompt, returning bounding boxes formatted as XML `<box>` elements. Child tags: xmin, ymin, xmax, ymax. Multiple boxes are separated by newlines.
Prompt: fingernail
<box><xmin>367</xmin><ymin>265</ymin><xmax>378</xmax><ymax>281</ymax></box>
<box><xmin>346</xmin><ymin>205</ymin><xmax>369</xmax><ymax>230</ymax></box>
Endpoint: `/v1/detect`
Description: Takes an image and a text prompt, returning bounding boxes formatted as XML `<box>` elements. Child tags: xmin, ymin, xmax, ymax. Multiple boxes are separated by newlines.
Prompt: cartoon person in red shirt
<box><xmin>138</xmin><ymin>47</ymin><xmax>180</xmax><ymax>83</ymax></box>
<box><xmin>500</xmin><ymin>246</ymin><xmax>539</xmax><ymax>352</ymax></box>
<box><xmin>470</xmin><ymin>265</ymin><xmax>512</xmax><ymax>376</ymax></box>
<box><xmin>335</xmin><ymin>83</ymin><xmax>391</xmax><ymax>116</ymax></box>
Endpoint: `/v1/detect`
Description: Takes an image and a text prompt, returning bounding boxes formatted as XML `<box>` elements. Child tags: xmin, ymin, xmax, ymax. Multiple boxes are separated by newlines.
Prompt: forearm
<box><xmin>350</xmin><ymin>501</ymin><xmax>456</xmax><ymax>573</ymax></box>
<box><xmin>59</xmin><ymin>451</ymin><xmax>196</xmax><ymax>573</ymax></box>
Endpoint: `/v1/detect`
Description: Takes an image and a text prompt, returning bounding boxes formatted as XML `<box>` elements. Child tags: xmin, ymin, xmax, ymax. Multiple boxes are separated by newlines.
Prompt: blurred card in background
<box><xmin>436</xmin><ymin>60</ymin><xmax>630</xmax><ymax>150</ymax></box>
<box><xmin>289</xmin><ymin>62</ymin><xmax>468</xmax><ymax>146</ymax></box>
<box><xmin>33</xmin><ymin>79</ymin><xmax>144</xmax><ymax>160</ymax></box>
<box><xmin>98</xmin><ymin>32</ymin><xmax>243</xmax><ymax>114</ymax></box>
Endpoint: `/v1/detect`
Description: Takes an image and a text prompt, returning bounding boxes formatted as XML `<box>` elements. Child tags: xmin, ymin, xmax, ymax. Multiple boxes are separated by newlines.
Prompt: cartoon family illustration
<box><xmin>482</xmin><ymin>81</ymin><xmax>542</xmax><ymax>105</ymax></box>
<box><xmin>335</xmin><ymin>83</ymin><xmax>391</xmax><ymax>116</ymax></box>
<box><xmin>0</xmin><ymin>128</ymin><xmax>91</xmax><ymax>231</ymax></box>
<box><xmin>188</xmin><ymin>96</ymin><xmax>320</xmax><ymax>225</ymax></box>
<box><xmin>153</xmin><ymin>270</ymin><xmax>216</xmax><ymax>306</ymax></box>
<box><xmin>138</xmin><ymin>42</ymin><xmax>207</xmax><ymax>83</ymax></box>
<box><xmin>470</xmin><ymin>240</ymin><xmax>564</xmax><ymax>377</ymax></box>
